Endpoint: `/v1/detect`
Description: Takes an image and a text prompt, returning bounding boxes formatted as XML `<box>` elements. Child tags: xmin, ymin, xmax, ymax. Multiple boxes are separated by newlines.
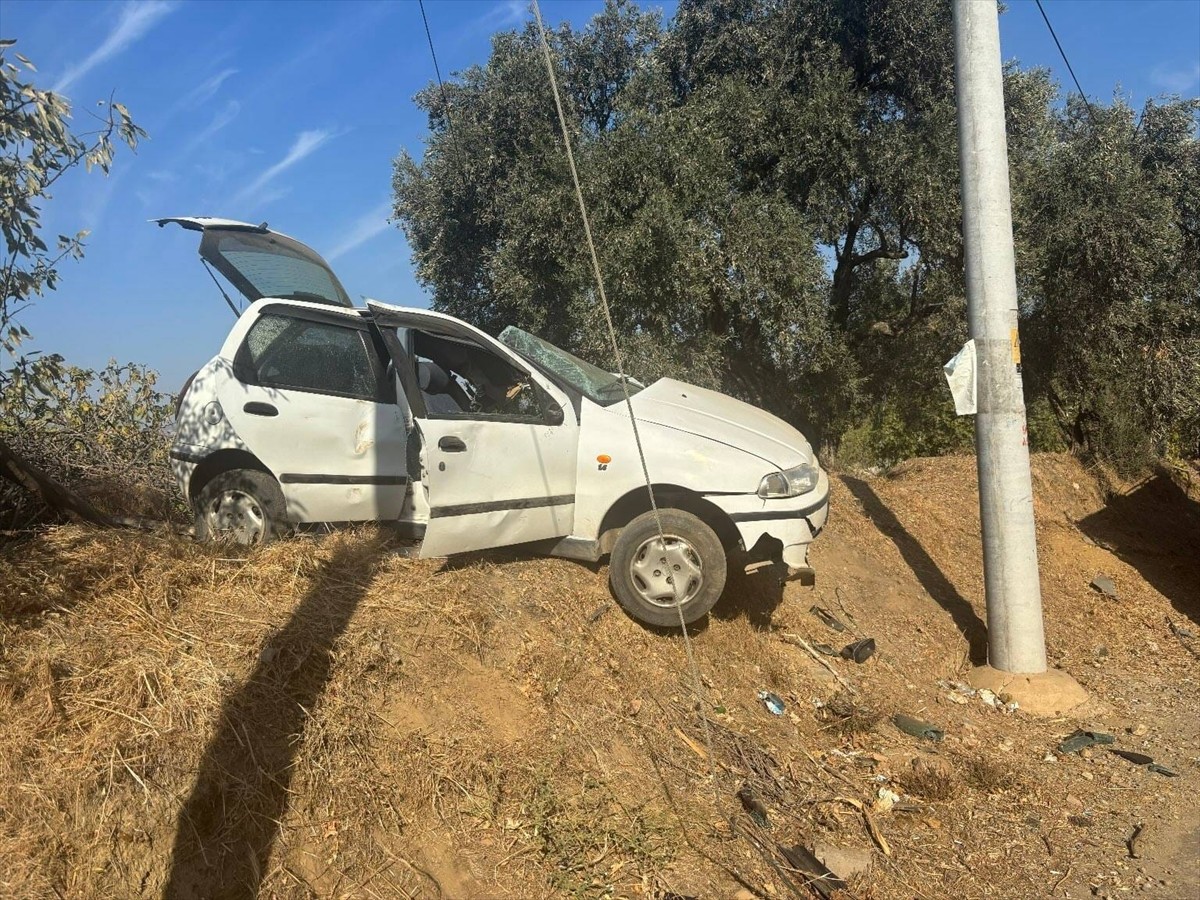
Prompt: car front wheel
<box><xmin>194</xmin><ymin>469</ymin><xmax>287</xmax><ymax>545</ymax></box>
<box><xmin>608</xmin><ymin>508</ymin><xmax>727</xmax><ymax>628</ymax></box>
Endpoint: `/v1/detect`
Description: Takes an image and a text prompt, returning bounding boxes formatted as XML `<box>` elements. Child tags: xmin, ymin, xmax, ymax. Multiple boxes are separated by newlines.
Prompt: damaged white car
<box><xmin>162</xmin><ymin>217</ymin><xmax>829</xmax><ymax>626</ymax></box>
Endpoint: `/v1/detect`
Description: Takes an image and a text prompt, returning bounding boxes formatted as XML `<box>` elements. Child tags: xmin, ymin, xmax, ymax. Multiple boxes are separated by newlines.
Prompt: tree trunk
<box><xmin>0</xmin><ymin>435</ymin><xmax>113</xmax><ymax>526</ymax></box>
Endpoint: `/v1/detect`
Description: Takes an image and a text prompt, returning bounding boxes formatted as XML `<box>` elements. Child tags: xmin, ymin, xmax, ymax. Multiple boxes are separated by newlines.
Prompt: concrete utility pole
<box><xmin>952</xmin><ymin>0</ymin><xmax>1047</xmax><ymax>675</ymax></box>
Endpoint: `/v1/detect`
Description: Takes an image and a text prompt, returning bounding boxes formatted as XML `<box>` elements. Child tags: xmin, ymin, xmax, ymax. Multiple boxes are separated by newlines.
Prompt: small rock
<box><xmin>627</xmin><ymin>698</ymin><xmax>643</xmax><ymax>717</ymax></box>
<box><xmin>1131</xmin><ymin>723</ymin><xmax>1149</xmax><ymax>737</ymax></box>
<box><xmin>1080</xmin><ymin>748</ymin><xmax>1095</xmax><ymax>760</ymax></box>
<box><xmin>812</xmin><ymin>841</ymin><xmax>873</xmax><ymax>879</ymax></box>
<box><xmin>1090</xmin><ymin>575</ymin><xmax>1118</xmax><ymax>598</ymax></box>
<box><xmin>258</xmin><ymin>646</ymin><xmax>277</xmax><ymax>664</ymax></box>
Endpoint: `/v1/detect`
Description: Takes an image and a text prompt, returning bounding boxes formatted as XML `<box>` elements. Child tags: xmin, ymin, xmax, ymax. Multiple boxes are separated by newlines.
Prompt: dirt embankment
<box><xmin>1</xmin><ymin>453</ymin><xmax>1197</xmax><ymax>900</ymax></box>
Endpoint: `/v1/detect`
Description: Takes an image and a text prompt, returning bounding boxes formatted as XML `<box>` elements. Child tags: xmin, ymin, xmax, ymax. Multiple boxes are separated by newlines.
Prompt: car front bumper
<box><xmin>705</xmin><ymin>470</ymin><xmax>830</xmax><ymax>579</ymax></box>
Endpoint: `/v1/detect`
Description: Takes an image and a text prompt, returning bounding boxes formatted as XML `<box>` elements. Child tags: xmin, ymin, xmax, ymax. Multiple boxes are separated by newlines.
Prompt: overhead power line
<box><xmin>417</xmin><ymin>0</ymin><xmax>469</xmax><ymax>183</ymax></box>
<box><xmin>530</xmin><ymin>0</ymin><xmax>718</xmax><ymax>780</ymax></box>
<box><xmin>1034</xmin><ymin>0</ymin><xmax>1098</xmax><ymax>124</ymax></box>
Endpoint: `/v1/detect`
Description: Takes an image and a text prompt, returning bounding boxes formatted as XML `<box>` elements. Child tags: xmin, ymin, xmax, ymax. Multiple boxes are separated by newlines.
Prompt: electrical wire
<box><xmin>529</xmin><ymin>0</ymin><xmax>717</xmax><ymax>782</ymax></box>
<box><xmin>417</xmin><ymin>0</ymin><xmax>470</xmax><ymax>183</ymax></box>
<box><xmin>1034</xmin><ymin>0</ymin><xmax>1098</xmax><ymax>125</ymax></box>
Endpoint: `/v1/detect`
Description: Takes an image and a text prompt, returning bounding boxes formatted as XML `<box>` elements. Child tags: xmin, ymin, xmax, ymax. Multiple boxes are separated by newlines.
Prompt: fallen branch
<box><xmin>780</xmin><ymin>633</ymin><xmax>858</xmax><ymax>694</ymax></box>
<box><xmin>834</xmin><ymin>796</ymin><xmax>892</xmax><ymax>857</ymax></box>
<box><xmin>0</xmin><ymin>435</ymin><xmax>113</xmax><ymax>526</ymax></box>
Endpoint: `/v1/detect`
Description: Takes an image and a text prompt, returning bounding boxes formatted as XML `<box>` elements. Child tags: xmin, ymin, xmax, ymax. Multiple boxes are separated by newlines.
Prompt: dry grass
<box><xmin>959</xmin><ymin>753</ymin><xmax>1022</xmax><ymax>795</ymax></box>
<box><xmin>1</xmin><ymin>453</ymin><xmax>1197</xmax><ymax>899</ymax></box>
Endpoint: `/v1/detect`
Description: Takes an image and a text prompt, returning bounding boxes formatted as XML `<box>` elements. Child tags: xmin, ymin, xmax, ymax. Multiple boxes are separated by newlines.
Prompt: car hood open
<box><xmin>622</xmin><ymin>378</ymin><xmax>815</xmax><ymax>470</ymax></box>
<box><xmin>155</xmin><ymin>216</ymin><xmax>352</xmax><ymax>310</ymax></box>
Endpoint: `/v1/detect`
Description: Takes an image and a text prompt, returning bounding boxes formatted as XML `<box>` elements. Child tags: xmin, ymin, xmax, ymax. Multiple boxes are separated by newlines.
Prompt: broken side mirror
<box><xmin>544</xmin><ymin>401</ymin><xmax>565</xmax><ymax>426</ymax></box>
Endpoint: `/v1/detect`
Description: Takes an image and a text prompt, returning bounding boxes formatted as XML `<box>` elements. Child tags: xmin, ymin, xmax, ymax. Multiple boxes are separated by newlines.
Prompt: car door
<box><xmin>367</xmin><ymin>302</ymin><xmax>579</xmax><ymax>557</ymax></box>
<box><xmin>219</xmin><ymin>304</ymin><xmax>409</xmax><ymax>523</ymax></box>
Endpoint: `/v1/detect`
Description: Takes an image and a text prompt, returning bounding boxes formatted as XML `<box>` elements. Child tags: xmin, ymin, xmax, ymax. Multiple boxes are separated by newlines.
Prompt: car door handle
<box><xmin>244</xmin><ymin>402</ymin><xmax>278</xmax><ymax>417</ymax></box>
<box><xmin>438</xmin><ymin>435</ymin><xmax>467</xmax><ymax>452</ymax></box>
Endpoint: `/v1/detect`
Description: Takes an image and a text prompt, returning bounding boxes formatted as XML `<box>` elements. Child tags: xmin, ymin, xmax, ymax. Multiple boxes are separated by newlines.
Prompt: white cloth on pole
<box><xmin>943</xmin><ymin>339</ymin><xmax>977</xmax><ymax>416</ymax></box>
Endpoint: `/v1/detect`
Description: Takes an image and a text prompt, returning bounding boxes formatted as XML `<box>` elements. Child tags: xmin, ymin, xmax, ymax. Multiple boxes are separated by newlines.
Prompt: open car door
<box><xmin>367</xmin><ymin>301</ymin><xmax>579</xmax><ymax>557</ymax></box>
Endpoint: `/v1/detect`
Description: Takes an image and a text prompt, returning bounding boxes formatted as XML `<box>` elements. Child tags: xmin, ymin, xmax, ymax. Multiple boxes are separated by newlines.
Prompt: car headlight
<box><xmin>757</xmin><ymin>463</ymin><xmax>819</xmax><ymax>498</ymax></box>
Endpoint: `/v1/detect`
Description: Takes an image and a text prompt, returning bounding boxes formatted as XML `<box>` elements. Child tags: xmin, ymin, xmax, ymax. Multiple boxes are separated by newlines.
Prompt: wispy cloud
<box><xmin>327</xmin><ymin>201</ymin><xmax>394</xmax><ymax>261</ymax></box>
<box><xmin>1151</xmin><ymin>62</ymin><xmax>1200</xmax><ymax>94</ymax></box>
<box><xmin>182</xmin><ymin>67</ymin><xmax>238</xmax><ymax>108</ymax></box>
<box><xmin>182</xmin><ymin>99</ymin><xmax>242</xmax><ymax>153</ymax></box>
<box><xmin>475</xmin><ymin>0</ymin><xmax>527</xmax><ymax>32</ymax></box>
<box><xmin>233</xmin><ymin>129</ymin><xmax>339</xmax><ymax>206</ymax></box>
<box><xmin>54</xmin><ymin>0</ymin><xmax>178</xmax><ymax>94</ymax></box>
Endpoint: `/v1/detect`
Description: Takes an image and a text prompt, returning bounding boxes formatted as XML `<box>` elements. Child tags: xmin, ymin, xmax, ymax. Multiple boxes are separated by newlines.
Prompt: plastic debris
<box><xmin>1058</xmin><ymin>729</ymin><xmax>1115</xmax><ymax>754</ymax></box>
<box><xmin>757</xmin><ymin>690</ymin><xmax>785</xmax><ymax>715</ymax></box>
<box><xmin>893</xmin><ymin>713</ymin><xmax>944</xmax><ymax>742</ymax></box>
<box><xmin>810</xmin><ymin>605</ymin><xmax>847</xmax><ymax>632</ymax></box>
<box><xmin>1147</xmin><ymin>763</ymin><xmax>1179</xmax><ymax>777</ymax></box>
<box><xmin>1090</xmin><ymin>575</ymin><xmax>1118</xmax><ymax>598</ymax></box>
<box><xmin>778</xmin><ymin>843</ymin><xmax>845</xmax><ymax>900</ymax></box>
<box><xmin>874</xmin><ymin>787</ymin><xmax>901</xmax><ymax>813</ymax></box>
<box><xmin>840</xmin><ymin>637</ymin><xmax>877</xmax><ymax>663</ymax></box>
<box><xmin>1108</xmin><ymin>748</ymin><xmax>1154</xmax><ymax>766</ymax></box>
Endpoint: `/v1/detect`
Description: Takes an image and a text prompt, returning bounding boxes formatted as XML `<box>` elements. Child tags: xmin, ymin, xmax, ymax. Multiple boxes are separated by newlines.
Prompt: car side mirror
<box><xmin>544</xmin><ymin>401</ymin><xmax>564</xmax><ymax>426</ymax></box>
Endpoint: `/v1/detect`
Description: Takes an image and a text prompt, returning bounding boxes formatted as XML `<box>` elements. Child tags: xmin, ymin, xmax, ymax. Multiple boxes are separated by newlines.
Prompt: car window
<box><xmin>409</xmin><ymin>329</ymin><xmax>548</xmax><ymax>421</ymax></box>
<box><xmin>238</xmin><ymin>313</ymin><xmax>383</xmax><ymax>400</ymax></box>
<box><xmin>206</xmin><ymin>231</ymin><xmax>351</xmax><ymax>306</ymax></box>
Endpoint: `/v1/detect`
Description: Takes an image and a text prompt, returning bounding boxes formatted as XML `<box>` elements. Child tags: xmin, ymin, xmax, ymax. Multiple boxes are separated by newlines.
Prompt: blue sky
<box><xmin>2</xmin><ymin>0</ymin><xmax>1198</xmax><ymax>391</ymax></box>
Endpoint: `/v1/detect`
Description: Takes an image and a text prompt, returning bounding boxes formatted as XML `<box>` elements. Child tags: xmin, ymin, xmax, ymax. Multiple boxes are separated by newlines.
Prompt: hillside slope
<box><xmin>1</xmin><ymin>454</ymin><xmax>1197</xmax><ymax>899</ymax></box>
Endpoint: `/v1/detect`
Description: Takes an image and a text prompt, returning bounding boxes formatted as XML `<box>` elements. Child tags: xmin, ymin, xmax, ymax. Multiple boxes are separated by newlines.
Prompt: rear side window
<box><xmin>236</xmin><ymin>313</ymin><xmax>383</xmax><ymax>400</ymax></box>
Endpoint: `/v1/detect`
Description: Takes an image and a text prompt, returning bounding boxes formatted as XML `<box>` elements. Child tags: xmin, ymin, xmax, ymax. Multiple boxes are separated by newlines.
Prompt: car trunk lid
<box><xmin>155</xmin><ymin>216</ymin><xmax>352</xmax><ymax>310</ymax></box>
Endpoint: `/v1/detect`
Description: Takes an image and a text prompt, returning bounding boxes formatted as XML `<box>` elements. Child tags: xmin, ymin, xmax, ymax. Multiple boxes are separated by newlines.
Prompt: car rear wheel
<box><xmin>194</xmin><ymin>469</ymin><xmax>287</xmax><ymax>545</ymax></box>
<box><xmin>608</xmin><ymin>508</ymin><xmax>727</xmax><ymax>628</ymax></box>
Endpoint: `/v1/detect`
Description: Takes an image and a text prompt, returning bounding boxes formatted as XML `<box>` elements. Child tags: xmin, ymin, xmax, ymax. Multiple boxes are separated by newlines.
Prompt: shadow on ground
<box><xmin>163</xmin><ymin>537</ymin><xmax>386</xmax><ymax>900</ymax></box>
<box><xmin>712</xmin><ymin>560</ymin><xmax>786</xmax><ymax>632</ymax></box>
<box><xmin>1077</xmin><ymin>469</ymin><xmax>1200</xmax><ymax>625</ymax></box>
<box><xmin>841</xmin><ymin>475</ymin><xmax>988</xmax><ymax>664</ymax></box>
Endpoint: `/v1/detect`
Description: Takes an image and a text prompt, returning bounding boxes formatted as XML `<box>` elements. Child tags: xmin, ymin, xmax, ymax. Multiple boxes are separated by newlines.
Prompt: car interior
<box><xmin>410</xmin><ymin>330</ymin><xmax>543</xmax><ymax>419</ymax></box>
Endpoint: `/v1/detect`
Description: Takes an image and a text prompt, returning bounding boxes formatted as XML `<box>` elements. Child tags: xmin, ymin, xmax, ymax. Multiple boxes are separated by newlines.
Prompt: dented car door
<box><xmin>218</xmin><ymin>304</ymin><xmax>409</xmax><ymax>522</ymax></box>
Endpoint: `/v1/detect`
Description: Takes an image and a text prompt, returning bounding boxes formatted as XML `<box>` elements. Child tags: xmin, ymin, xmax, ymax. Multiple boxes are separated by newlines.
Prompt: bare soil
<box><xmin>1</xmin><ymin>453</ymin><xmax>1197</xmax><ymax>899</ymax></box>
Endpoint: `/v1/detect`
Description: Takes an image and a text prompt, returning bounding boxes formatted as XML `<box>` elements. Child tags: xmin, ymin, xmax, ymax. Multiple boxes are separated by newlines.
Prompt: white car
<box><xmin>162</xmin><ymin>217</ymin><xmax>829</xmax><ymax>626</ymax></box>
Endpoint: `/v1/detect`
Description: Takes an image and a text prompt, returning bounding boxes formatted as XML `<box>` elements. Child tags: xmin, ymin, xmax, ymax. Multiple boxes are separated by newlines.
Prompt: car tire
<box><xmin>608</xmin><ymin>508</ymin><xmax>727</xmax><ymax>628</ymax></box>
<box><xmin>194</xmin><ymin>469</ymin><xmax>288</xmax><ymax>545</ymax></box>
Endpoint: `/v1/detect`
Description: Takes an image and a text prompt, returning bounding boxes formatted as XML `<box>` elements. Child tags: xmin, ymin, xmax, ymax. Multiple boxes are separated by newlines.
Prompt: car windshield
<box><xmin>498</xmin><ymin>326</ymin><xmax>645</xmax><ymax>407</ymax></box>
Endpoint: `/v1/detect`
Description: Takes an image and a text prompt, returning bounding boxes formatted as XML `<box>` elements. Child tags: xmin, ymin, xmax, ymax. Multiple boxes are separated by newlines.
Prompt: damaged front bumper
<box><xmin>706</xmin><ymin>470</ymin><xmax>830</xmax><ymax>583</ymax></box>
